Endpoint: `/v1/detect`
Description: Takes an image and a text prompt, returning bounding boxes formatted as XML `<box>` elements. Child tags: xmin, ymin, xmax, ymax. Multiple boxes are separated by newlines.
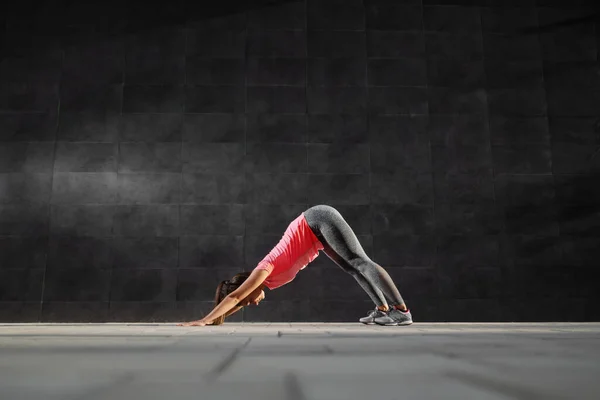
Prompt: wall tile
<box><xmin>61</xmin><ymin>84</ymin><xmax>122</xmax><ymax>113</ymax></box>
<box><xmin>547</xmin><ymin>88</ymin><xmax>600</xmax><ymax>117</ymax></box>
<box><xmin>434</xmin><ymin>172</ymin><xmax>495</xmax><ymax>204</ymax></box>
<box><xmin>432</xmin><ymin>145</ymin><xmax>492</xmax><ymax>176</ymax></box>
<box><xmin>247</xmin><ymin>115</ymin><xmax>306</xmax><ymax>143</ymax></box>
<box><xmin>247</xmin><ymin>86</ymin><xmax>306</xmax><ymax>114</ymax></box>
<box><xmin>1</xmin><ymin>44</ymin><xmax>69</xmax><ymax>85</ymax></box>
<box><xmin>43</xmin><ymin>268</ymin><xmax>110</xmax><ymax>301</ymax></box>
<box><xmin>428</xmin><ymin>58</ymin><xmax>485</xmax><ymax>88</ymax></box>
<box><xmin>0</xmin><ymin>269</ymin><xmax>44</xmax><ymax>301</ymax></box>
<box><xmin>117</xmin><ymin>173</ymin><xmax>181</xmax><ymax>204</ymax></box>
<box><xmin>0</xmin><ymin>112</ymin><xmax>57</xmax><ymax>142</ymax></box>
<box><xmin>428</xmin><ymin>87</ymin><xmax>487</xmax><ymax>114</ymax></box>
<box><xmin>113</xmin><ymin>205</ymin><xmax>180</xmax><ymax>237</ymax></box>
<box><xmin>424</xmin><ymin>6</ymin><xmax>481</xmax><ymax>32</ymax></box>
<box><xmin>481</xmin><ymin>7</ymin><xmax>537</xmax><ymax>34</ymax></box>
<box><xmin>428</xmin><ymin>114</ymin><xmax>489</xmax><ymax>146</ymax></box>
<box><xmin>183</xmin><ymin>114</ymin><xmax>245</xmax><ymax>143</ymax></box>
<box><xmin>62</xmin><ymin>39</ymin><xmax>124</xmax><ymax>85</ymax></box>
<box><xmin>307</xmin><ymin>144</ymin><xmax>370</xmax><ymax>173</ymax></box>
<box><xmin>0</xmin><ymin>204</ymin><xmax>49</xmax><ymax>235</ymax></box>
<box><xmin>0</xmin><ymin>143</ymin><xmax>55</xmax><ymax>173</ymax></box>
<box><xmin>52</xmin><ymin>173</ymin><xmax>118</xmax><ymax>204</ymax></box>
<box><xmin>110</xmin><ymin>269</ymin><xmax>177</xmax><ymax>302</ymax></box>
<box><xmin>50</xmin><ymin>205</ymin><xmax>113</xmax><ymax>236</ymax></box>
<box><xmin>504</xmin><ymin>204</ymin><xmax>559</xmax><ymax>236</ymax></box>
<box><xmin>119</xmin><ymin>143</ymin><xmax>181</xmax><ymax>173</ymax></box>
<box><xmin>246</xmin><ymin>173</ymin><xmax>308</xmax><ymax>204</ymax></box>
<box><xmin>59</xmin><ymin>112</ymin><xmax>119</xmax><ymax>142</ymax></box>
<box><xmin>186</xmin><ymin>58</ymin><xmax>245</xmax><ymax>85</ymax></box>
<box><xmin>371</xmin><ymin>204</ymin><xmax>435</xmax><ymax>235</ymax></box>
<box><xmin>0</xmin><ymin>302</ymin><xmax>40</xmax><ymax>322</ymax></box>
<box><xmin>308</xmin><ymin>115</ymin><xmax>368</xmax><ymax>143</ymax></box>
<box><xmin>183</xmin><ymin>143</ymin><xmax>244</xmax><ymax>174</ymax></box>
<box><xmin>485</xmin><ymin>59</ymin><xmax>544</xmax><ymax>89</ymax></box>
<box><xmin>245</xmin><ymin>143</ymin><xmax>307</xmax><ymax>173</ymax></box>
<box><xmin>490</xmin><ymin>116</ymin><xmax>549</xmax><ymax>145</ymax></box>
<box><xmin>186</xmin><ymin>29</ymin><xmax>246</xmax><ymax>58</ymax></box>
<box><xmin>247</xmin><ymin>1</ymin><xmax>306</xmax><ymax>29</ymax></box>
<box><xmin>248</xmin><ymin>31</ymin><xmax>306</xmax><ymax>57</ymax></box>
<box><xmin>42</xmin><ymin>302</ymin><xmax>108</xmax><ymax>322</ymax></box>
<box><xmin>0</xmin><ymin>173</ymin><xmax>52</xmax><ymax>203</ymax></box>
<box><xmin>118</xmin><ymin>113</ymin><xmax>182</xmax><ymax>142</ymax></box>
<box><xmin>308</xmin><ymin>58</ymin><xmax>366</xmax><ymax>87</ymax></box>
<box><xmin>0</xmin><ymin>236</ymin><xmax>48</xmax><ymax>270</ymax></box>
<box><xmin>495</xmin><ymin>175</ymin><xmax>556</xmax><ymax>208</ymax></box>
<box><xmin>111</xmin><ymin>236</ymin><xmax>178</xmax><ymax>269</ymax></box>
<box><xmin>368</xmin><ymin>59</ymin><xmax>427</xmax><ymax>86</ymax></box>
<box><xmin>182</xmin><ymin>173</ymin><xmax>245</xmax><ymax>204</ymax></box>
<box><xmin>555</xmin><ymin>174</ymin><xmax>600</xmax><ymax>206</ymax></box>
<box><xmin>435</xmin><ymin>203</ymin><xmax>503</xmax><ymax>235</ymax></box>
<box><xmin>436</xmin><ymin>235</ymin><xmax>500</xmax><ymax>269</ymax></box>
<box><xmin>365</xmin><ymin>4</ymin><xmax>423</xmax><ymax>30</ymax></box>
<box><xmin>484</xmin><ymin>34</ymin><xmax>542</xmax><ymax>61</ymax></box>
<box><xmin>177</xmin><ymin>268</ymin><xmax>241</xmax><ymax>301</ymax></box>
<box><xmin>308</xmin><ymin>87</ymin><xmax>367</xmax><ymax>114</ymax></box>
<box><xmin>180</xmin><ymin>205</ymin><xmax>244</xmax><ymax>235</ymax></box>
<box><xmin>371</xmin><ymin>143</ymin><xmax>431</xmax><ymax>173</ymax></box>
<box><xmin>488</xmin><ymin>87</ymin><xmax>547</xmax><ymax>117</ymax></box>
<box><xmin>371</xmin><ymin>172</ymin><xmax>434</xmax><ymax>205</ymax></box>
<box><xmin>307</xmin><ymin>174</ymin><xmax>370</xmax><ymax>205</ymax></box>
<box><xmin>308</xmin><ymin>0</ymin><xmax>365</xmax><ymax>30</ymax></box>
<box><xmin>539</xmin><ymin>20</ymin><xmax>597</xmax><ymax>62</ymax></box>
<box><xmin>54</xmin><ymin>143</ymin><xmax>117</xmax><ymax>172</ymax></box>
<box><xmin>373</xmin><ymin>235</ymin><xmax>436</xmax><ymax>267</ymax></box>
<box><xmin>0</xmin><ymin>83</ymin><xmax>58</xmax><ymax>112</ymax></box>
<box><xmin>47</xmin><ymin>236</ymin><xmax>113</xmax><ymax>270</ymax></box>
<box><xmin>185</xmin><ymin>85</ymin><xmax>245</xmax><ymax>113</ymax></box>
<box><xmin>308</xmin><ymin>31</ymin><xmax>366</xmax><ymax>58</ymax></box>
<box><xmin>367</xmin><ymin>31</ymin><xmax>425</xmax><ymax>58</ymax></box>
<box><xmin>179</xmin><ymin>237</ymin><xmax>243</xmax><ymax>268</ymax></box>
<box><xmin>492</xmin><ymin>144</ymin><xmax>552</xmax><ymax>174</ymax></box>
<box><xmin>123</xmin><ymin>85</ymin><xmax>183</xmax><ymax>112</ymax></box>
<box><xmin>369</xmin><ymin>87</ymin><xmax>428</xmax><ymax>115</ymax></box>
<box><xmin>247</xmin><ymin>58</ymin><xmax>306</xmax><ymax>86</ymax></box>
<box><xmin>425</xmin><ymin>33</ymin><xmax>483</xmax><ymax>60</ymax></box>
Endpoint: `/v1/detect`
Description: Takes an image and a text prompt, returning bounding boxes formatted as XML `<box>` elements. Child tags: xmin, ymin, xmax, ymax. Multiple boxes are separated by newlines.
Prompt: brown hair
<box><xmin>211</xmin><ymin>271</ymin><xmax>252</xmax><ymax>325</ymax></box>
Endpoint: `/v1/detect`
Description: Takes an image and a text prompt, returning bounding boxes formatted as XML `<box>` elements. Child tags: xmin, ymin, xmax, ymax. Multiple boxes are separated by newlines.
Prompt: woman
<box><xmin>178</xmin><ymin>205</ymin><xmax>412</xmax><ymax>327</ymax></box>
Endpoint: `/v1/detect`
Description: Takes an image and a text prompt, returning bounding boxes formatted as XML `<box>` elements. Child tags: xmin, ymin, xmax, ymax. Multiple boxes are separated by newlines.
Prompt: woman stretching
<box><xmin>178</xmin><ymin>204</ymin><xmax>412</xmax><ymax>327</ymax></box>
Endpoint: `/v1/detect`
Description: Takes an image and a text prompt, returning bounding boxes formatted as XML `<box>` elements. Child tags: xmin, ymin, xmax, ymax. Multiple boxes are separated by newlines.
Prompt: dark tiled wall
<box><xmin>1</xmin><ymin>0</ymin><xmax>599</xmax><ymax>323</ymax></box>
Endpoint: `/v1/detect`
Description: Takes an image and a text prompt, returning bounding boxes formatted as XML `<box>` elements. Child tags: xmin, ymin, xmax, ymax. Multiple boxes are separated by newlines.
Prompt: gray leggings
<box><xmin>303</xmin><ymin>204</ymin><xmax>405</xmax><ymax>308</ymax></box>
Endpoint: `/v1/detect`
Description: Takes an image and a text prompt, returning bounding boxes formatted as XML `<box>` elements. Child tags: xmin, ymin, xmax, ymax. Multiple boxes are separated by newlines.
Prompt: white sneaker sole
<box><xmin>375</xmin><ymin>320</ymin><xmax>413</xmax><ymax>326</ymax></box>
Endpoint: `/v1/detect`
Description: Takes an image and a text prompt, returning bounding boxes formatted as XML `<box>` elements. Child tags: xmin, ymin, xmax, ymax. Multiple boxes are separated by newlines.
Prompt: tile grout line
<box><xmin>284</xmin><ymin>371</ymin><xmax>308</xmax><ymax>400</ymax></box>
<box><xmin>39</xmin><ymin>41</ymin><xmax>65</xmax><ymax>323</ymax></box>
<box><xmin>207</xmin><ymin>337</ymin><xmax>252</xmax><ymax>379</ymax></box>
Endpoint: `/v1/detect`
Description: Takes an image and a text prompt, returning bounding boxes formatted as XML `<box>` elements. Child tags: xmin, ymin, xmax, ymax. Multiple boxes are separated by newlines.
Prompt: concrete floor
<box><xmin>1</xmin><ymin>323</ymin><xmax>599</xmax><ymax>400</ymax></box>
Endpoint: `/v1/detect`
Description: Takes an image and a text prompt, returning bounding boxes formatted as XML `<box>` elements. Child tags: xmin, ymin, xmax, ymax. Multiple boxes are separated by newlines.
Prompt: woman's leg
<box><xmin>321</xmin><ymin>243</ymin><xmax>389</xmax><ymax>308</ymax></box>
<box><xmin>304</xmin><ymin>205</ymin><xmax>407</xmax><ymax>310</ymax></box>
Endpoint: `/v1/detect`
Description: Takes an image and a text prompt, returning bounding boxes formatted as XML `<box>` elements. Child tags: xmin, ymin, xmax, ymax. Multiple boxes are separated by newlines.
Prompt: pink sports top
<box><xmin>254</xmin><ymin>213</ymin><xmax>324</xmax><ymax>290</ymax></box>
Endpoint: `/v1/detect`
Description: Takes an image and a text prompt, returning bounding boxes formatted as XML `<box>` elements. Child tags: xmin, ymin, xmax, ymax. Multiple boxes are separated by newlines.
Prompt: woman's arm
<box><xmin>181</xmin><ymin>269</ymin><xmax>269</xmax><ymax>326</ymax></box>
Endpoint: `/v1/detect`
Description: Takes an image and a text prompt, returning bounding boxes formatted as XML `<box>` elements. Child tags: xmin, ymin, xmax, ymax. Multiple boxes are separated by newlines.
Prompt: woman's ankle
<box><xmin>393</xmin><ymin>304</ymin><xmax>408</xmax><ymax>312</ymax></box>
<box><xmin>377</xmin><ymin>305</ymin><xmax>389</xmax><ymax>312</ymax></box>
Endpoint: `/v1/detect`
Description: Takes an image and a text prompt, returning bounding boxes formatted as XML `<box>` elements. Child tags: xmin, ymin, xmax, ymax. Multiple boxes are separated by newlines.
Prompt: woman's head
<box><xmin>212</xmin><ymin>271</ymin><xmax>266</xmax><ymax>325</ymax></box>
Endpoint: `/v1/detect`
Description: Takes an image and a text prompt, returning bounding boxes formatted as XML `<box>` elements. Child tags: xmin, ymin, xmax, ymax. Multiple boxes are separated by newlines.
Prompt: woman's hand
<box><xmin>177</xmin><ymin>320</ymin><xmax>208</xmax><ymax>327</ymax></box>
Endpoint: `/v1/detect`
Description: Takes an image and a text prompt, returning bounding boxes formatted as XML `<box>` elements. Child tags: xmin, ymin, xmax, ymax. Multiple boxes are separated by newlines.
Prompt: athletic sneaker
<box><xmin>359</xmin><ymin>309</ymin><xmax>388</xmax><ymax>325</ymax></box>
<box><xmin>374</xmin><ymin>309</ymin><xmax>413</xmax><ymax>326</ymax></box>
